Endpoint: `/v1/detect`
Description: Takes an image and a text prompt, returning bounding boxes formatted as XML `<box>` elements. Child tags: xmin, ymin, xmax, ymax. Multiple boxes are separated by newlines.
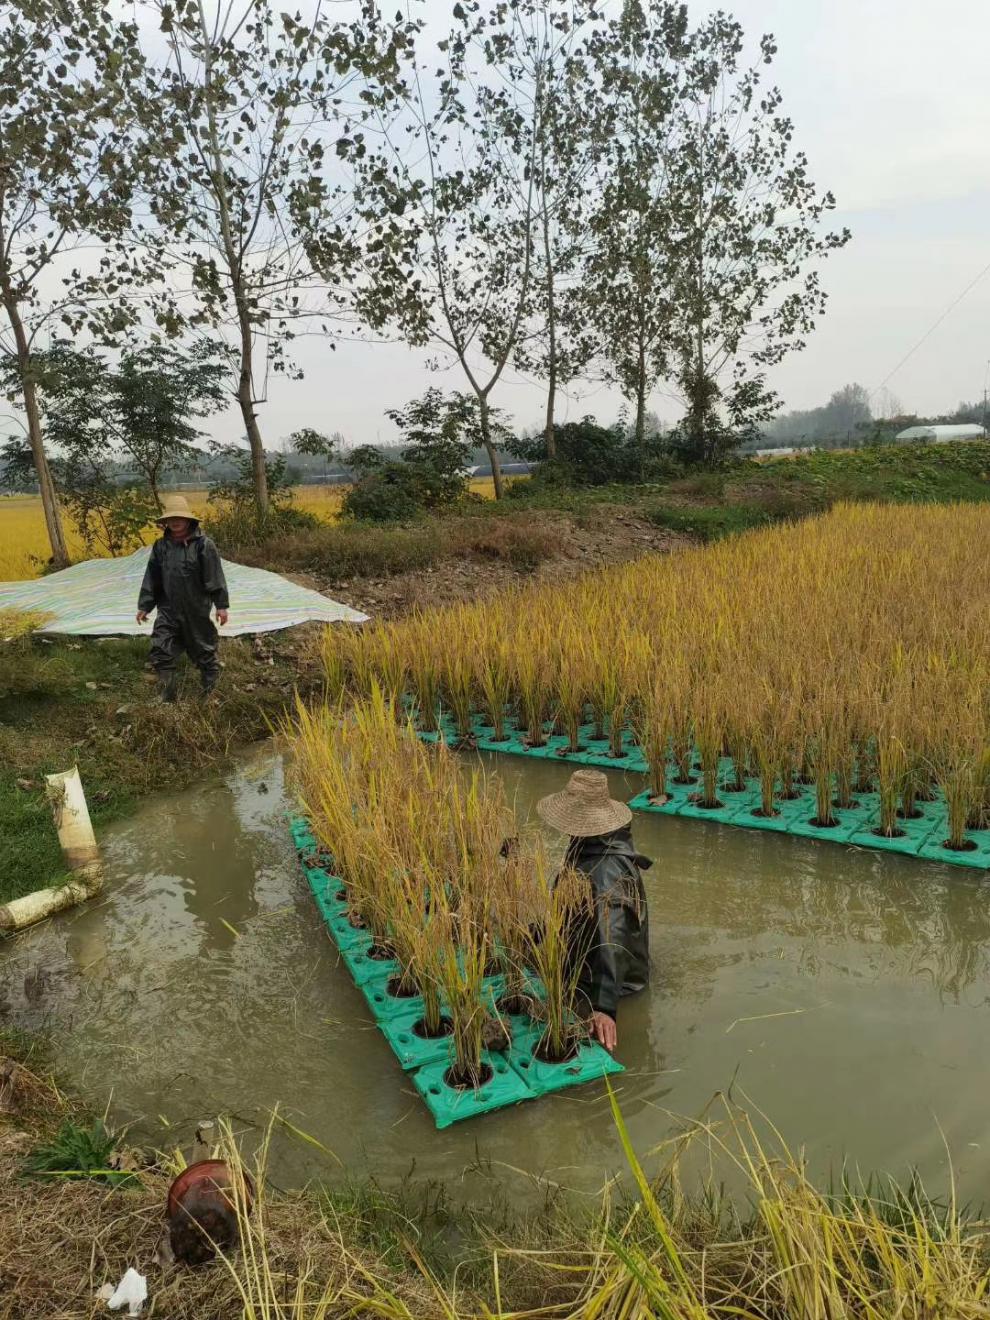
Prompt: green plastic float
<box><xmin>290</xmin><ymin>815</ymin><xmax>624</xmax><ymax>1129</ymax></box>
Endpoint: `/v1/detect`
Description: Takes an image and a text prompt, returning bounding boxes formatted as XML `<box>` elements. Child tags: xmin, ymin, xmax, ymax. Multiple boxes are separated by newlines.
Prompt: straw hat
<box><xmin>536</xmin><ymin>769</ymin><xmax>632</xmax><ymax>838</ymax></box>
<box><xmin>156</xmin><ymin>494</ymin><xmax>198</xmax><ymax>525</ymax></box>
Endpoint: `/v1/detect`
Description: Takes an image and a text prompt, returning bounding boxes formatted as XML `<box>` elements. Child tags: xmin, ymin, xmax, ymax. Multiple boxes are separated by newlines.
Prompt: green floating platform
<box><xmin>415</xmin><ymin>717</ymin><xmax>990</xmax><ymax>873</ymax></box>
<box><xmin>288</xmin><ymin>813</ymin><xmax>624</xmax><ymax>1128</ymax></box>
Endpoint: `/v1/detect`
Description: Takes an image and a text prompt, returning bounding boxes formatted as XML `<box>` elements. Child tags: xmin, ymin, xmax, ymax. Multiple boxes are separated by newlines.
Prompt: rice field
<box><xmin>0</xmin><ymin>480</ymin><xmax>502</xmax><ymax>580</ymax></box>
<box><xmin>328</xmin><ymin>502</ymin><xmax>990</xmax><ymax>858</ymax></box>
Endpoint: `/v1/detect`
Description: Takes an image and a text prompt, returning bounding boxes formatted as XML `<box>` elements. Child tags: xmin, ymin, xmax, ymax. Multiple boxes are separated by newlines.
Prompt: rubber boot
<box><xmin>157</xmin><ymin>672</ymin><xmax>179</xmax><ymax>704</ymax></box>
<box><xmin>200</xmin><ymin>669</ymin><xmax>219</xmax><ymax>700</ymax></box>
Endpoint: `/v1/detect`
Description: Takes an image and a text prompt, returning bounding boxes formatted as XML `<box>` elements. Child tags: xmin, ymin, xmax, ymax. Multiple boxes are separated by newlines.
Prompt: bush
<box><xmin>510</xmin><ymin>416</ymin><xmax>672</xmax><ymax>487</ymax></box>
<box><xmin>208</xmin><ymin>500</ymin><xmax>321</xmax><ymax>554</ymax></box>
<box><xmin>340</xmin><ymin>466</ymin><xmax>429</xmax><ymax>524</ymax></box>
<box><xmin>645</xmin><ymin>502</ymin><xmax>774</xmax><ymax>541</ymax></box>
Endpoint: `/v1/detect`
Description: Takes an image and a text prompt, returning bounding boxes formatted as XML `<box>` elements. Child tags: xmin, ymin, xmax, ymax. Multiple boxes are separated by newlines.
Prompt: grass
<box><xmin>0</xmin><ymin>627</ymin><xmax>323</xmax><ymax>905</ymax></box>
<box><xmin>644</xmin><ymin>502</ymin><xmax>773</xmax><ymax>541</ymax></box>
<box><xmin>23</xmin><ymin>1117</ymin><xmax>136</xmax><ymax>1188</ymax></box>
<box><xmin>225</xmin><ymin>512</ymin><xmax>563</xmax><ymax>581</ymax></box>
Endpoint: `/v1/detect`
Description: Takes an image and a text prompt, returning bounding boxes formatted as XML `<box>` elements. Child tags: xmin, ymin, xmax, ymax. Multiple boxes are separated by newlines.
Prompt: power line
<box><xmin>873</xmin><ymin>255</ymin><xmax>990</xmax><ymax>395</ymax></box>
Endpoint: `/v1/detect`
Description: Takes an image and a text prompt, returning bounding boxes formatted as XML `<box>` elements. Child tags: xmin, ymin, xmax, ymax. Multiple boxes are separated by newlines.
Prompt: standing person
<box><xmin>537</xmin><ymin>769</ymin><xmax>651</xmax><ymax>1053</ymax></box>
<box><xmin>136</xmin><ymin>495</ymin><xmax>229</xmax><ymax>703</ymax></box>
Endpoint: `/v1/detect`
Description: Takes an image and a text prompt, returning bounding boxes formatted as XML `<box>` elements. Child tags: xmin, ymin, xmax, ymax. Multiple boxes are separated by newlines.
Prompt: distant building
<box><xmin>894</xmin><ymin>424</ymin><xmax>986</xmax><ymax>443</ymax></box>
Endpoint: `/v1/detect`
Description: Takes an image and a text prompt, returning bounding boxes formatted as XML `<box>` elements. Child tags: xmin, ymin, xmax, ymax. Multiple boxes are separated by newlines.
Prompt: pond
<box><xmin>3</xmin><ymin>746</ymin><xmax>990</xmax><ymax>1204</ymax></box>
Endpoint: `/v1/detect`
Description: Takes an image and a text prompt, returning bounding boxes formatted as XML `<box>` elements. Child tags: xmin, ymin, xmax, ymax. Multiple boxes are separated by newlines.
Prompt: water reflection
<box><xmin>2</xmin><ymin>747</ymin><xmax>990</xmax><ymax>1202</ymax></box>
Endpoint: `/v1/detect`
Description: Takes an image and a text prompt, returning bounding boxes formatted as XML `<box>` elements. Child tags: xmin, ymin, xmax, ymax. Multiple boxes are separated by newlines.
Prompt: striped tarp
<box><xmin>0</xmin><ymin>546</ymin><xmax>368</xmax><ymax>636</ymax></box>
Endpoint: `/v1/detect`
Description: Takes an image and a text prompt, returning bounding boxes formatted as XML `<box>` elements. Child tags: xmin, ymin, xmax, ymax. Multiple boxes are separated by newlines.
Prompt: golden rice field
<box><xmin>329</xmin><ymin>502</ymin><xmax>990</xmax><ymax>851</ymax></box>
<box><xmin>0</xmin><ymin>479</ymin><xmax>501</xmax><ymax>580</ymax></box>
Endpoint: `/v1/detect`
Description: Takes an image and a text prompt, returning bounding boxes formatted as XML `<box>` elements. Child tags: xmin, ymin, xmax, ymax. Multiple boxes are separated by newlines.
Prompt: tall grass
<box><xmin>204</xmin><ymin>1096</ymin><xmax>990</xmax><ymax>1320</ymax></box>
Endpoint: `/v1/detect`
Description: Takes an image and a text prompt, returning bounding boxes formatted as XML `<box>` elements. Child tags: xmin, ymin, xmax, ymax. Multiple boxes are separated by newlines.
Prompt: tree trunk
<box><xmin>195</xmin><ymin>0</ymin><xmax>268</xmax><ymax>516</ymax></box>
<box><xmin>635</xmin><ymin>328</ymin><xmax>647</xmax><ymax>476</ymax></box>
<box><xmin>234</xmin><ymin>287</ymin><xmax>269</xmax><ymax>514</ymax></box>
<box><xmin>0</xmin><ymin>282</ymin><xmax>69</xmax><ymax>567</ymax></box>
<box><xmin>541</xmin><ymin>199</ymin><xmax>557</xmax><ymax>461</ymax></box>
<box><xmin>544</xmin><ymin>358</ymin><xmax>557</xmax><ymax>462</ymax></box>
<box><xmin>478</xmin><ymin>393</ymin><xmax>504</xmax><ymax>499</ymax></box>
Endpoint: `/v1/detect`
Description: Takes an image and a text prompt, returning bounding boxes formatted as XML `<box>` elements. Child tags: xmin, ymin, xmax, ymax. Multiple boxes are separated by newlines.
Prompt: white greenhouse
<box><xmin>894</xmin><ymin>423</ymin><xmax>986</xmax><ymax>443</ymax></box>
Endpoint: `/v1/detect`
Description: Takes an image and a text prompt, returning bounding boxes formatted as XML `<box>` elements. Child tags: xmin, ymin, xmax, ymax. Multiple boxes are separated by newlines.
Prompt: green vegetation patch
<box><xmin>0</xmin><ymin>631</ymin><xmax>320</xmax><ymax>905</ymax></box>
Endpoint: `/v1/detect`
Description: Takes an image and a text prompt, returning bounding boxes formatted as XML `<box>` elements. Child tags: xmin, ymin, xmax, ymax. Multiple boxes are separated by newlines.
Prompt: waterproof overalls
<box><xmin>137</xmin><ymin>523</ymin><xmax>229</xmax><ymax>695</ymax></box>
<box><xmin>564</xmin><ymin>826</ymin><xmax>651</xmax><ymax>1021</ymax></box>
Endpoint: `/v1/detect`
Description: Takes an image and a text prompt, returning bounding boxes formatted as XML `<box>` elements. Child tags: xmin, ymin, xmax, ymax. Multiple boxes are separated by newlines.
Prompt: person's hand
<box><xmin>591</xmin><ymin>1011</ymin><xmax>617</xmax><ymax>1053</ymax></box>
<box><xmin>217</xmin><ymin>609</ymin><xmax>229</xmax><ymax>627</ymax></box>
<box><xmin>136</xmin><ymin>611</ymin><xmax>149</xmax><ymax>625</ymax></box>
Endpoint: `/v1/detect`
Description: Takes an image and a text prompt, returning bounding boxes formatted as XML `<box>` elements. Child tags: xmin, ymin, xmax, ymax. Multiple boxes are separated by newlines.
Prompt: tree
<box><xmin>1</xmin><ymin>340</ymin><xmax>225</xmax><ymax>553</ymax></box>
<box><xmin>285</xmin><ymin>428</ymin><xmax>340</xmax><ymax>461</ymax></box>
<box><xmin>335</xmin><ymin>2</ymin><xmax>552</xmax><ymax>499</ymax></box>
<box><xmin>145</xmin><ymin>0</ymin><xmax>412</xmax><ymax>514</ymax></box>
<box><xmin>763</xmin><ymin>382</ymin><xmax>872</xmax><ymax>447</ymax></box>
<box><xmin>0</xmin><ymin>0</ymin><xmax>153</xmax><ymax>565</ymax></box>
<box><xmin>341</xmin><ymin>388</ymin><xmax>508</xmax><ymax>522</ymax></box>
<box><xmin>582</xmin><ymin>1</ymin><xmax>690</xmax><ymax>462</ymax></box>
<box><xmin>664</xmin><ymin>15</ymin><xmax>850</xmax><ymax>466</ymax></box>
<box><xmin>385</xmin><ymin>388</ymin><xmax>475</xmax><ymax>509</ymax></box>
<box><xmin>20</xmin><ymin>341</ymin><xmax>225</xmax><ymax>506</ymax></box>
<box><xmin>508</xmin><ymin>1</ymin><xmax>600</xmax><ymax>460</ymax></box>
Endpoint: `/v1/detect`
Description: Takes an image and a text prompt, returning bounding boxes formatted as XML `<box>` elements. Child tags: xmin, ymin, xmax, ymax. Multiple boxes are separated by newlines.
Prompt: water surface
<box><xmin>3</xmin><ymin>748</ymin><xmax>990</xmax><ymax>1202</ymax></box>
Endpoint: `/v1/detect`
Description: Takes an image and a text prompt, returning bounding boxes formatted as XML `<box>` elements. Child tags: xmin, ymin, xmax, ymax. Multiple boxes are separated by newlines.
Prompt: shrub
<box><xmin>208</xmin><ymin>499</ymin><xmax>321</xmax><ymax>554</ymax></box>
<box><xmin>339</xmin><ymin>466</ymin><xmax>429</xmax><ymax>524</ymax></box>
<box><xmin>510</xmin><ymin>415</ymin><xmax>671</xmax><ymax>487</ymax></box>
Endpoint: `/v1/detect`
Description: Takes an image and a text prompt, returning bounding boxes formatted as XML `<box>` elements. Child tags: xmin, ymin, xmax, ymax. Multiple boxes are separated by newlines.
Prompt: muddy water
<box><xmin>4</xmin><ymin>747</ymin><xmax>990</xmax><ymax>1202</ymax></box>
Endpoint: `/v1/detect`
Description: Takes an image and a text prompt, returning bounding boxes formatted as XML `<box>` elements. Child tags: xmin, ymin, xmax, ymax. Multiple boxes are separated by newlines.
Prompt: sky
<box><xmin>249</xmin><ymin>0</ymin><xmax>990</xmax><ymax>450</ymax></box>
<box><xmin>11</xmin><ymin>0</ymin><xmax>989</xmax><ymax>452</ymax></box>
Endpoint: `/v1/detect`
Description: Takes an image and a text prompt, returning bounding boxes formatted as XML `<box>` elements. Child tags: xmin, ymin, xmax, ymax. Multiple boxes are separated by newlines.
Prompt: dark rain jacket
<box><xmin>565</xmin><ymin>826</ymin><xmax>651</xmax><ymax>1020</ymax></box>
<box><xmin>137</xmin><ymin>526</ymin><xmax>229</xmax><ymax>676</ymax></box>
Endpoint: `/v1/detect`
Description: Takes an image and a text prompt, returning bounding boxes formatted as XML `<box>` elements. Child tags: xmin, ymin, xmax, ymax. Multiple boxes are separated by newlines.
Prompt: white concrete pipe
<box><xmin>0</xmin><ymin>766</ymin><xmax>104</xmax><ymax>933</ymax></box>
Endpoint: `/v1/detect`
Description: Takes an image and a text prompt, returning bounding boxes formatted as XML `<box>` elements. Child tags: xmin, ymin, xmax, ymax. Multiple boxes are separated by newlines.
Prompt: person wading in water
<box><xmin>537</xmin><ymin>769</ymin><xmax>651</xmax><ymax>1053</ymax></box>
<box><xmin>136</xmin><ymin>495</ymin><xmax>229</xmax><ymax>703</ymax></box>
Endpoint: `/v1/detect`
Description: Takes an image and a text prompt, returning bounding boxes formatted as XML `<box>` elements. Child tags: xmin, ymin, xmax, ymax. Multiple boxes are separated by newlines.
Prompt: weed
<box><xmin>23</xmin><ymin>1118</ymin><xmax>136</xmax><ymax>1188</ymax></box>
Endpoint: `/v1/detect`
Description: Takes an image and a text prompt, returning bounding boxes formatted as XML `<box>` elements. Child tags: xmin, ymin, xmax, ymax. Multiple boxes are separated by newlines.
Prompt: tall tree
<box><xmin>145</xmin><ymin>0</ymin><xmax>410</xmax><ymax>514</ymax></box>
<box><xmin>332</xmin><ymin>1</ymin><xmax>555</xmax><ymax>499</ymax></box>
<box><xmin>665</xmin><ymin>15</ymin><xmax>850</xmax><ymax>466</ymax></box>
<box><xmin>582</xmin><ymin>0</ymin><xmax>689</xmax><ymax>463</ymax></box>
<box><xmin>508</xmin><ymin>1</ymin><xmax>599</xmax><ymax>461</ymax></box>
<box><xmin>0</xmin><ymin>0</ymin><xmax>151</xmax><ymax>566</ymax></box>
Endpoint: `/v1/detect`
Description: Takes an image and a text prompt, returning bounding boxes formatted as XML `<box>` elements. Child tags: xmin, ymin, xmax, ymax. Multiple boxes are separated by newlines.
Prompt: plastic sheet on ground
<box><xmin>0</xmin><ymin>547</ymin><xmax>368</xmax><ymax>636</ymax></box>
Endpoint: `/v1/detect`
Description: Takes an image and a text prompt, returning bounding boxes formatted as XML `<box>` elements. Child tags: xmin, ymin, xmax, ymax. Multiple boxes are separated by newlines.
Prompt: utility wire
<box><xmin>873</xmin><ymin>255</ymin><xmax>990</xmax><ymax>395</ymax></box>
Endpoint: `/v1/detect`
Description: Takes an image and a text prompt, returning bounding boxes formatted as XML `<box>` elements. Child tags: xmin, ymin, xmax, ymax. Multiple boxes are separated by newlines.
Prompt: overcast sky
<box><xmin>247</xmin><ymin>0</ymin><xmax>989</xmax><ymax>450</ymax></box>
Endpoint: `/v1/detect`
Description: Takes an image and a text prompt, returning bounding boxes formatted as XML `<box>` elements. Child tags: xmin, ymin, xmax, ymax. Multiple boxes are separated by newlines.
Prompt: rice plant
<box><xmin>523</xmin><ymin>859</ymin><xmax>595</xmax><ymax>1063</ymax></box>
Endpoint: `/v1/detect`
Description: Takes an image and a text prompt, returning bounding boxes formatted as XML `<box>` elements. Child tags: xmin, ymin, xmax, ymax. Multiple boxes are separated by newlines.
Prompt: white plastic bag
<box><xmin>105</xmin><ymin>1268</ymin><xmax>147</xmax><ymax>1316</ymax></box>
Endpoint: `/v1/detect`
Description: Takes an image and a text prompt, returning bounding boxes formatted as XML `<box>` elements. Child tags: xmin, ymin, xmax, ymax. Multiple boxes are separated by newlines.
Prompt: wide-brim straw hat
<box><xmin>156</xmin><ymin>494</ymin><xmax>199</xmax><ymax>525</ymax></box>
<box><xmin>536</xmin><ymin>769</ymin><xmax>633</xmax><ymax>838</ymax></box>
